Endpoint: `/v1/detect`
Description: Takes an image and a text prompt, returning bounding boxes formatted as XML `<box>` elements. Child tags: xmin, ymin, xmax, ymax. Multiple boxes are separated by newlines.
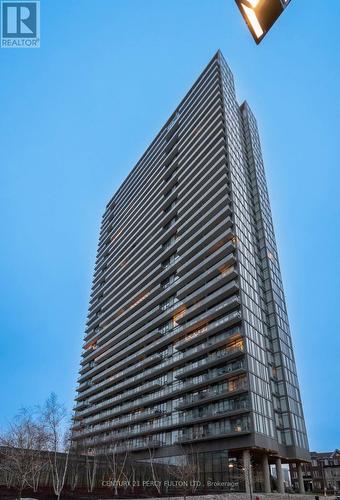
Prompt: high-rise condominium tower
<box><xmin>73</xmin><ymin>52</ymin><xmax>309</xmax><ymax>494</ymax></box>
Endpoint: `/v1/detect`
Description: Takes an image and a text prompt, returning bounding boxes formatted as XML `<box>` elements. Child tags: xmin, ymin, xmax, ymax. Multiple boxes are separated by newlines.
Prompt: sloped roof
<box><xmin>310</xmin><ymin>449</ymin><xmax>340</xmax><ymax>460</ymax></box>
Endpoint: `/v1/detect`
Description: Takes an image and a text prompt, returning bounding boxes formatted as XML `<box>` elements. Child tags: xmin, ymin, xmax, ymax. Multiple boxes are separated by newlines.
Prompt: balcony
<box><xmin>74</xmin><ymin>360</ymin><xmax>246</xmax><ymax>432</ymax></box>
<box><xmin>163</xmin><ymin>183</ymin><xmax>178</xmax><ymax>201</ymax></box>
<box><xmin>177</xmin><ymin>217</ymin><xmax>233</xmax><ymax>258</ymax></box>
<box><xmin>77</xmin><ymin>331</ymin><xmax>243</xmax><ymax>412</ymax></box>
<box><xmin>178</xmin><ymin>144</ymin><xmax>227</xmax><ymax>212</ymax></box>
<box><xmin>176</xmin><ymin>343</ymin><xmax>244</xmax><ymax>379</ymax></box>
<box><xmin>160</xmin><ymin>254</ymin><xmax>180</xmax><ymax>273</ymax></box>
<box><xmin>76</xmin><ymin>352</ymin><xmax>163</xmax><ymax>399</ymax></box>
<box><xmin>74</xmin><ymin>369</ymin><xmax>247</xmax><ymax>438</ymax></box>
<box><xmin>75</xmin><ymin>356</ymin><xmax>244</xmax><ymax>427</ymax></box>
<box><xmin>177</xmin><ymin>256</ymin><xmax>237</xmax><ymax>300</ymax></box>
<box><xmin>80</xmin><ymin>333</ymin><xmax>241</xmax><ymax>407</ymax></box>
<box><xmin>104</xmin><ymin>439</ymin><xmax>165</xmax><ymax>454</ymax></box>
<box><xmin>179</xmin><ymin>210</ymin><xmax>232</xmax><ymax>256</ymax></box>
<box><xmin>177</xmin><ymin>294</ymin><xmax>240</xmax><ymax>326</ymax></box>
<box><xmin>72</xmin><ymin>409</ymin><xmax>170</xmax><ymax>439</ymax></box>
<box><xmin>84</xmin><ymin>290</ymin><xmax>161</xmax><ymax>351</ymax></box>
<box><xmin>177</xmin><ymin>380</ymin><xmax>248</xmax><ymax>410</ymax></box>
<box><xmin>75</xmin><ymin>383</ymin><xmax>184</xmax><ymax>426</ymax></box>
<box><xmin>74</xmin><ymin>403</ymin><xmax>250</xmax><ymax>444</ymax></box>
<box><xmin>174</xmin><ymin>299</ymin><xmax>240</xmax><ymax>343</ymax></box>
<box><xmin>178</xmin><ymin>175</ymin><xmax>229</xmax><ymax>231</ymax></box>
<box><xmin>180</xmin><ymin>365</ymin><xmax>246</xmax><ymax>394</ymax></box>
<box><xmin>162</xmin><ymin>203</ymin><xmax>178</xmax><ymax>226</ymax></box>
<box><xmin>77</xmin><ymin>326</ymin><xmax>243</xmax><ymax>403</ymax></box>
<box><xmin>177</xmin><ymin>425</ymin><xmax>250</xmax><ymax>444</ymax></box>
<box><xmin>164</xmin><ymin>130</ymin><xmax>179</xmax><ymax>153</ymax></box>
<box><xmin>178</xmin><ymin>403</ymin><xmax>249</xmax><ymax>426</ymax></box>
<box><xmin>178</xmin><ymin>239</ymin><xmax>235</xmax><ymax>279</ymax></box>
<box><xmin>164</xmin><ymin>143</ymin><xmax>179</xmax><ymax>167</ymax></box>
<box><xmin>161</xmin><ymin>235</ymin><xmax>178</xmax><ymax>254</ymax></box>
<box><xmin>87</xmin><ymin>378</ymin><xmax>163</xmax><ymax>411</ymax></box>
<box><xmin>178</xmin><ymin>191</ymin><xmax>230</xmax><ymax>239</ymax></box>
<box><xmin>87</xmin><ymin>295</ymin><xmax>187</xmax><ymax>370</ymax></box>
<box><xmin>162</xmin><ymin>159</ymin><xmax>179</xmax><ymax>183</ymax></box>
<box><xmin>78</xmin><ymin>331</ymin><xmax>162</xmax><ymax>393</ymax></box>
<box><xmin>175</xmin><ymin>310</ymin><xmax>242</xmax><ymax>350</ymax></box>
<box><xmin>82</xmin><ymin>432</ymin><xmax>165</xmax><ymax>451</ymax></box>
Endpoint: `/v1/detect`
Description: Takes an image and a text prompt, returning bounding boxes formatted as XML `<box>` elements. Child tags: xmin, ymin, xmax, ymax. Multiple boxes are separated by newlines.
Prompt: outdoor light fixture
<box><xmin>235</xmin><ymin>0</ymin><xmax>292</xmax><ymax>44</ymax></box>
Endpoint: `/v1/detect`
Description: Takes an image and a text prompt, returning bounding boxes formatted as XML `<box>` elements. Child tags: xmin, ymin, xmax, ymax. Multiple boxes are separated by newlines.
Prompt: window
<box><xmin>162</xmin><ymin>252</ymin><xmax>178</xmax><ymax>269</ymax></box>
<box><xmin>164</xmin><ymin>184</ymin><xmax>178</xmax><ymax>198</ymax></box>
<box><xmin>159</xmin><ymin>319</ymin><xmax>175</xmax><ymax>334</ymax></box>
<box><xmin>164</xmin><ymin>167</ymin><xmax>178</xmax><ymax>183</ymax></box>
<box><xmin>160</xmin><ymin>295</ymin><xmax>178</xmax><ymax>311</ymax></box>
<box><xmin>162</xmin><ymin>233</ymin><xmax>177</xmax><ymax>250</ymax></box>
<box><xmin>164</xmin><ymin>199</ymin><xmax>177</xmax><ymax>214</ymax></box>
<box><xmin>161</xmin><ymin>273</ymin><xmax>178</xmax><ymax>289</ymax></box>
<box><xmin>163</xmin><ymin>216</ymin><xmax>177</xmax><ymax>231</ymax></box>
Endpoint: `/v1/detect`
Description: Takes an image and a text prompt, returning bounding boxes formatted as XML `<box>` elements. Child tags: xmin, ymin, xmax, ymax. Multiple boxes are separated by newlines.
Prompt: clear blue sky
<box><xmin>0</xmin><ymin>0</ymin><xmax>339</xmax><ymax>452</ymax></box>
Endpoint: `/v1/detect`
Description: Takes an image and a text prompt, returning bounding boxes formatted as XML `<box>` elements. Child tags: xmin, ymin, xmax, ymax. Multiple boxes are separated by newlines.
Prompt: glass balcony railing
<box><xmin>176</xmin><ymin>342</ymin><xmax>244</xmax><ymax>377</ymax></box>
<box><xmin>75</xmin><ymin>334</ymin><xmax>244</xmax><ymax>419</ymax></box>
<box><xmin>177</xmin><ymin>378</ymin><xmax>248</xmax><ymax>407</ymax></box>
<box><xmin>73</xmin><ymin>360</ymin><xmax>246</xmax><ymax>438</ymax></box>
<box><xmin>178</xmin><ymin>416</ymin><xmax>250</xmax><ymax>442</ymax></box>
<box><xmin>178</xmin><ymin>400</ymin><xmax>249</xmax><ymax>423</ymax></box>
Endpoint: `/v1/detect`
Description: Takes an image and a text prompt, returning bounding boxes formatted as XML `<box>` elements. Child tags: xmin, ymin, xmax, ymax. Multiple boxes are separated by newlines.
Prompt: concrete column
<box><xmin>276</xmin><ymin>457</ymin><xmax>285</xmax><ymax>494</ymax></box>
<box><xmin>243</xmin><ymin>450</ymin><xmax>253</xmax><ymax>496</ymax></box>
<box><xmin>297</xmin><ymin>462</ymin><xmax>305</xmax><ymax>494</ymax></box>
<box><xmin>262</xmin><ymin>454</ymin><xmax>271</xmax><ymax>494</ymax></box>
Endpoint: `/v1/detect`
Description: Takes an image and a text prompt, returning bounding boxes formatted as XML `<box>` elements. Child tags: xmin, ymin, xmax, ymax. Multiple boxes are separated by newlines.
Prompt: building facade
<box><xmin>290</xmin><ymin>450</ymin><xmax>340</xmax><ymax>494</ymax></box>
<box><xmin>72</xmin><ymin>51</ymin><xmax>309</xmax><ymax>494</ymax></box>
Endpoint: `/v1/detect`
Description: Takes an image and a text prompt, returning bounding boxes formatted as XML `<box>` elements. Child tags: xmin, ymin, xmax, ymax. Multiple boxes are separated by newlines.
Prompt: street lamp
<box><xmin>234</xmin><ymin>0</ymin><xmax>292</xmax><ymax>44</ymax></box>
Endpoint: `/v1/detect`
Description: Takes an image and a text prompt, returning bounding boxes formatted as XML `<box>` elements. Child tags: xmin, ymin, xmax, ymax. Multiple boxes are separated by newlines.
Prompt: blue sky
<box><xmin>0</xmin><ymin>0</ymin><xmax>339</xmax><ymax>451</ymax></box>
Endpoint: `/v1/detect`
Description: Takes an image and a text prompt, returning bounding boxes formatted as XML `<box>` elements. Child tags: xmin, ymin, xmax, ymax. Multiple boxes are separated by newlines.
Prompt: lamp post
<box><xmin>234</xmin><ymin>0</ymin><xmax>292</xmax><ymax>44</ymax></box>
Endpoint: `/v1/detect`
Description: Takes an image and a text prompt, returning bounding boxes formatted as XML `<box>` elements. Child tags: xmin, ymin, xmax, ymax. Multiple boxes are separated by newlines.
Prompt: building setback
<box><xmin>72</xmin><ymin>51</ymin><xmax>309</xmax><ymax>494</ymax></box>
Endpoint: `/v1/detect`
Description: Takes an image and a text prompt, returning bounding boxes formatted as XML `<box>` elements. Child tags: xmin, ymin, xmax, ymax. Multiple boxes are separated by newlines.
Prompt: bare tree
<box><xmin>147</xmin><ymin>445</ymin><xmax>162</xmax><ymax>495</ymax></box>
<box><xmin>168</xmin><ymin>445</ymin><xmax>200</xmax><ymax>500</ymax></box>
<box><xmin>41</xmin><ymin>393</ymin><xmax>71</xmax><ymax>500</ymax></box>
<box><xmin>0</xmin><ymin>409</ymin><xmax>48</xmax><ymax>499</ymax></box>
<box><xmin>124</xmin><ymin>453</ymin><xmax>137</xmax><ymax>494</ymax></box>
<box><xmin>85</xmin><ymin>448</ymin><xmax>98</xmax><ymax>493</ymax></box>
<box><xmin>68</xmin><ymin>444</ymin><xmax>82</xmax><ymax>492</ymax></box>
<box><xmin>0</xmin><ymin>445</ymin><xmax>27</xmax><ymax>499</ymax></box>
<box><xmin>29</xmin><ymin>447</ymin><xmax>49</xmax><ymax>494</ymax></box>
<box><xmin>105</xmin><ymin>444</ymin><xmax>128</xmax><ymax>496</ymax></box>
<box><xmin>1</xmin><ymin>461</ymin><xmax>14</xmax><ymax>490</ymax></box>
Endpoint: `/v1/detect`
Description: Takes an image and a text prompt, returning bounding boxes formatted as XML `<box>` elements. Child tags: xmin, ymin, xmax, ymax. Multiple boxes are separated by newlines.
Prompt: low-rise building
<box><xmin>290</xmin><ymin>449</ymin><xmax>340</xmax><ymax>494</ymax></box>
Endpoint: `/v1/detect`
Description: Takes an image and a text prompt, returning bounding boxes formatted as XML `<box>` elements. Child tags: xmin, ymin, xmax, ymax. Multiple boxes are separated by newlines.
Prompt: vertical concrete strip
<box><xmin>262</xmin><ymin>454</ymin><xmax>271</xmax><ymax>493</ymax></box>
<box><xmin>276</xmin><ymin>457</ymin><xmax>285</xmax><ymax>494</ymax></box>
